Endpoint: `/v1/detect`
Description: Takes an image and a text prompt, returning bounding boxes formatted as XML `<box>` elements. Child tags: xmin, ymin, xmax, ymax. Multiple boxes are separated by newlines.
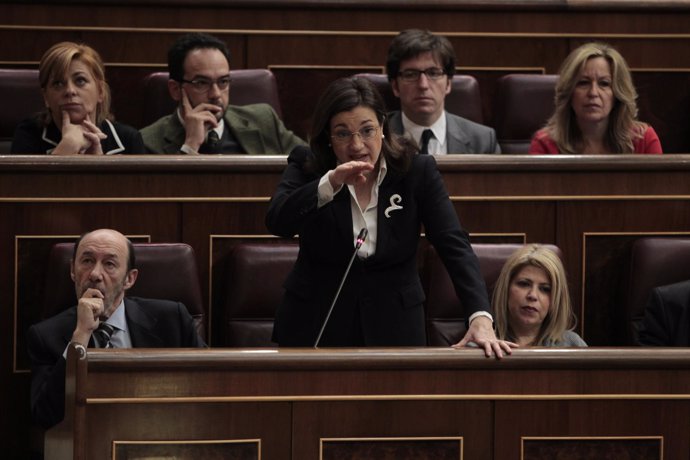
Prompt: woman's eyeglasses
<box><xmin>330</xmin><ymin>126</ymin><xmax>381</xmax><ymax>144</ymax></box>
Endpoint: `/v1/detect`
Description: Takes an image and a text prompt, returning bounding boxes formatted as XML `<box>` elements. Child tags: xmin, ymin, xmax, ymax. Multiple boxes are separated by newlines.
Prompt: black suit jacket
<box><xmin>638</xmin><ymin>280</ymin><xmax>690</xmax><ymax>346</ymax></box>
<box><xmin>27</xmin><ymin>297</ymin><xmax>205</xmax><ymax>429</ymax></box>
<box><xmin>266</xmin><ymin>146</ymin><xmax>489</xmax><ymax>347</ymax></box>
<box><xmin>11</xmin><ymin>118</ymin><xmax>145</xmax><ymax>155</ymax></box>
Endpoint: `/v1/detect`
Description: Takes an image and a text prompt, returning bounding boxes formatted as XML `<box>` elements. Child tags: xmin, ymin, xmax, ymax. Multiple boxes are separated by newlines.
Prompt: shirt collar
<box><xmin>401</xmin><ymin>111</ymin><xmax>447</xmax><ymax>148</ymax></box>
<box><xmin>105</xmin><ymin>298</ymin><xmax>127</xmax><ymax>333</ymax></box>
<box><xmin>376</xmin><ymin>156</ymin><xmax>388</xmax><ymax>186</ymax></box>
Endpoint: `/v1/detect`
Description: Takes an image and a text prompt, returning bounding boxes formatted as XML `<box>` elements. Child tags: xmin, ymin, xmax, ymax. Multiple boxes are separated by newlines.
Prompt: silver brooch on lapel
<box><xmin>384</xmin><ymin>194</ymin><xmax>403</xmax><ymax>218</ymax></box>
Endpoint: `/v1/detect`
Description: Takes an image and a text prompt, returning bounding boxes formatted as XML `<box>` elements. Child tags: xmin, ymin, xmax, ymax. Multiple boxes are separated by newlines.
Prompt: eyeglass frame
<box><xmin>329</xmin><ymin>125</ymin><xmax>382</xmax><ymax>144</ymax></box>
<box><xmin>397</xmin><ymin>67</ymin><xmax>447</xmax><ymax>83</ymax></box>
<box><xmin>178</xmin><ymin>76</ymin><xmax>232</xmax><ymax>93</ymax></box>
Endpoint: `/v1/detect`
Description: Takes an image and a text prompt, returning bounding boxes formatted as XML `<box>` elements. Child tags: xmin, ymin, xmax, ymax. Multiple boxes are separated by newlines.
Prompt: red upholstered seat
<box><xmin>0</xmin><ymin>69</ymin><xmax>44</xmax><ymax>153</ymax></box>
<box><xmin>493</xmin><ymin>74</ymin><xmax>558</xmax><ymax>154</ymax></box>
<box><xmin>220</xmin><ymin>241</ymin><xmax>562</xmax><ymax>347</ymax></box>
<box><xmin>42</xmin><ymin>242</ymin><xmax>207</xmax><ymax>341</ymax></box>
<box><xmin>354</xmin><ymin>73</ymin><xmax>484</xmax><ymax>124</ymax></box>
<box><xmin>220</xmin><ymin>242</ymin><xmax>298</xmax><ymax>347</ymax></box>
<box><xmin>141</xmin><ymin>68</ymin><xmax>283</xmax><ymax>127</ymax></box>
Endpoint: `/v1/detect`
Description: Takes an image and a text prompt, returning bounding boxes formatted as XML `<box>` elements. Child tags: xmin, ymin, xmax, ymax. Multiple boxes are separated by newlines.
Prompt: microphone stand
<box><xmin>313</xmin><ymin>228</ymin><xmax>368</xmax><ymax>348</ymax></box>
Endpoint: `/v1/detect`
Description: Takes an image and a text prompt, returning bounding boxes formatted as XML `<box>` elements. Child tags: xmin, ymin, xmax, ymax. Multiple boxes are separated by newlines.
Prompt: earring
<box><xmin>382</xmin><ymin>134</ymin><xmax>385</xmax><ymax>139</ymax></box>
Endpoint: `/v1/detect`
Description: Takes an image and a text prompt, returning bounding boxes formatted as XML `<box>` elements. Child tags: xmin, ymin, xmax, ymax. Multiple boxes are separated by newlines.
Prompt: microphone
<box><xmin>314</xmin><ymin>228</ymin><xmax>368</xmax><ymax>348</ymax></box>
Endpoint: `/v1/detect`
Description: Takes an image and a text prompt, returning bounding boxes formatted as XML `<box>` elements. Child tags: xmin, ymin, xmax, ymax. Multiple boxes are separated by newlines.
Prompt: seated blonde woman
<box><xmin>529</xmin><ymin>42</ymin><xmax>662</xmax><ymax>155</ymax></box>
<box><xmin>11</xmin><ymin>41</ymin><xmax>144</xmax><ymax>155</ymax></box>
<box><xmin>493</xmin><ymin>244</ymin><xmax>586</xmax><ymax>347</ymax></box>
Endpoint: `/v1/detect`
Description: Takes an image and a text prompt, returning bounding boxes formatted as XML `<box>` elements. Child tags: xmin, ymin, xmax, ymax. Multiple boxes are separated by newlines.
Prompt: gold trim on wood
<box><xmin>269</xmin><ymin>64</ymin><xmax>385</xmax><ymax>71</ymax></box>
<box><xmin>4</xmin><ymin>25</ymin><xmax>690</xmax><ymax>40</ymax></box>
<box><xmin>0</xmin><ymin>197</ymin><xmax>272</xmax><ymax>203</ymax></box>
<box><xmin>0</xmin><ymin>195</ymin><xmax>688</xmax><ymax>204</ymax></box>
<box><xmin>320</xmin><ymin>436</ymin><xmax>463</xmax><ymax>460</ymax></box>
<box><xmin>85</xmin><ymin>393</ymin><xmax>690</xmax><ymax>405</ymax></box>
<box><xmin>112</xmin><ymin>438</ymin><xmax>261</xmax><ymax>460</ymax></box>
<box><xmin>448</xmin><ymin>195</ymin><xmax>690</xmax><ymax>202</ymax></box>
<box><xmin>458</xmin><ymin>66</ymin><xmax>546</xmax><ymax>73</ymax></box>
<box><xmin>521</xmin><ymin>436</ymin><xmax>663</xmax><ymax>460</ymax></box>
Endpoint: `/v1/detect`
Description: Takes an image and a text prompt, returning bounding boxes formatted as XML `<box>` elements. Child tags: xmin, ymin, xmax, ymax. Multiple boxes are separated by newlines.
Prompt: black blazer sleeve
<box><xmin>265</xmin><ymin>146</ymin><xmax>321</xmax><ymax>237</ymax></box>
<box><xmin>417</xmin><ymin>155</ymin><xmax>490</xmax><ymax>316</ymax></box>
<box><xmin>116</xmin><ymin>122</ymin><xmax>146</xmax><ymax>154</ymax></box>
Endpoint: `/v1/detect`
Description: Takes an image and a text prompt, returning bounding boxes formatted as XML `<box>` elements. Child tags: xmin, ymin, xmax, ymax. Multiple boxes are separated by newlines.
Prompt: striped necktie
<box><xmin>199</xmin><ymin>130</ymin><xmax>221</xmax><ymax>154</ymax></box>
<box><xmin>93</xmin><ymin>322</ymin><xmax>115</xmax><ymax>348</ymax></box>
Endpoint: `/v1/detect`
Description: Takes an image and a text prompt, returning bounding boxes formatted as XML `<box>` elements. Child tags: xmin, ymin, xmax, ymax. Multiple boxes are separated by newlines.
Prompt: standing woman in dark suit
<box><xmin>11</xmin><ymin>41</ymin><xmax>144</xmax><ymax>155</ymax></box>
<box><xmin>266</xmin><ymin>77</ymin><xmax>515</xmax><ymax>357</ymax></box>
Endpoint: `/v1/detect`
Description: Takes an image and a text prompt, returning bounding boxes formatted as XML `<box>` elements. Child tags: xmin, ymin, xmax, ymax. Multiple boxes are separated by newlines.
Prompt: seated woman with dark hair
<box><xmin>492</xmin><ymin>244</ymin><xmax>586</xmax><ymax>347</ymax></box>
<box><xmin>530</xmin><ymin>42</ymin><xmax>662</xmax><ymax>155</ymax></box>
<box><xmin>11</xmin><ymin>41</ymin><xmax>144</xmax><ymax>155</ymax></box>
<box><xmin>266</xmin><ymin>76</ymin><xmax>515</xmax><ymax>358</ymax></box>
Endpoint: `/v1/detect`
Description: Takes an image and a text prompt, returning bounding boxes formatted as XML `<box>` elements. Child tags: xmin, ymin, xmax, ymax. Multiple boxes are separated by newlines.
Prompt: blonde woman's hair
<box><xmin>493</xmin><ymin>244</ymin><xmax>576</xmax><ymax>346</ymax></box>
<box><xmin>544</xmin><ymin>42</ymin><xmax>646</xmax><ymax>154</ymax></box>
<box><xmin>38</xmin><ymin>41</ymin><xmax>112</xmax><ymax>125</ymax></box>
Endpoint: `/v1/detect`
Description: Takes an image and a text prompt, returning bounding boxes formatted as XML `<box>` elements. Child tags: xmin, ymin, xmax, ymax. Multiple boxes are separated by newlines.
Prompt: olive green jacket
<box><xmin>140</xmin><ymin>103</ymin><xmax>305</xmax><ymax>155</ymax></box>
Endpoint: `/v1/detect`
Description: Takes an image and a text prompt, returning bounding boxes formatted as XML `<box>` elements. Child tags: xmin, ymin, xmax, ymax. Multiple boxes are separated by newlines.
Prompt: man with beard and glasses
<box><xmin>140</xmin><ymin>32</ymin><xmax>305</xmax><ymax>155</ymax></box>
<box><xmin>26</xmin><ymin>229</ymin><xmax>205</xmax><ymax>429</ymax></box>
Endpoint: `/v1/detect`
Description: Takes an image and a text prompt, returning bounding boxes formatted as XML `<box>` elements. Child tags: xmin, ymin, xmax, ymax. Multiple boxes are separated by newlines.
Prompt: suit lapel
<box><xmin>225</xmin><ymin>108</ymin><xmax>266</xmax><ymax>154</ymax></box>
<box><xmin>162</xmin><ymin>116</ymin><xmax>187</xmax><ymax>154</ymax></box>
<box><xmin>374</xmin><ymin>171</ymin><xmax>405</xmax><ymax>258</ymax></box>
<box><xmin>330</xmin><ymin>187</ymin><xmax>355</xmax><ymax>249</ymax></box>
<box><xmin>445</xmin><ymin>114</ymin><xmax>472</xmax><ymax>153</ymax></box>
<box><xmin>125</xmin><ymin>298</ymin><xmax>163</xmax><ymax>347</ymax></box>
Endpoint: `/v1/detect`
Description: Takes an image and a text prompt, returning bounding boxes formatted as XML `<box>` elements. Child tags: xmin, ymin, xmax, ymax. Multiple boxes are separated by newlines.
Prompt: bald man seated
<box><xmin>27</xmin><ymin>229</ymin><xmax>205</xmax><ymax>429</ymax></box>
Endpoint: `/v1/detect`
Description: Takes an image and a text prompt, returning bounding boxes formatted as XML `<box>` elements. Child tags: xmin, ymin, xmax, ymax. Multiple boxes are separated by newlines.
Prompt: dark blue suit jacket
<box><xmin>27</xmin><ymin>296</ymin><xmax>205</xmax><ymax>429</ymax></box>
<box><xmin>266</xmin><ymin>146</ymin><xmax>489</xmax><ymax>347</ymax></box>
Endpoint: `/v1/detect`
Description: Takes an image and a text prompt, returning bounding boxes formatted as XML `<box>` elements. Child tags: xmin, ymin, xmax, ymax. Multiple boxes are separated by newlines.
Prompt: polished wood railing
<box><xmin>47</xmin><ymin>346</ymin><xmax>690</xmax><ymax>459</ymax></box>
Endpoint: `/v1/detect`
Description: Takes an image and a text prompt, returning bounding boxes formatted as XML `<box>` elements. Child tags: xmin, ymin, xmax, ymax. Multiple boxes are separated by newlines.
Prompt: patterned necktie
<box><xmin>419</xmin><ymin>129</ymin><xmax>434</xmax><ymax>155</ymax></box>
<box><xmin>200</xmin><ymin>130</ymin><xmax>221</xmax><ymax>154</ymax></box>
<box><xmin>93</xmin><ymin>322</ymin><xmax>115</xmax><ymax>348</ymax></box>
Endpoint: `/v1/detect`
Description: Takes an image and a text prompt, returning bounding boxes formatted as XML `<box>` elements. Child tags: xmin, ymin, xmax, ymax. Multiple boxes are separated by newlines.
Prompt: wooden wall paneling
<box><xmin>0</xmin><ymin>203</ymin><xmax>34</xmax><ymax>458</ymax></box>
<box><xmin>558</xmin><ymin>200</ymin><xmax>690</xmax><ymax>345</ymax></box>
<box><xmin>46</xmin><ymin>347</ymin><xmax>690</xmax><ymax>459</ymax></box>
<box><xmin>5</xmin><ymin>2</ymin><xmax>690</xmax><ymax>35</ymax></box>
<box><xmin>493</xmin><ymin>400</ymin><xmax>677</xmax><ymax>460</ymax></box>
<box><xmin>453</xmin><ymin>201</ymin><xmax>556</xmax><ymax>244</ymax></box>
<box><xmin>292</xmin><ymin>400</ymin><xmax>490</xmax><ymax>459</ymax></box>
<box><xmin>86</xmin><ymin>402</ymin><xmax>291</xmax><ymax>459</ymax></box>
